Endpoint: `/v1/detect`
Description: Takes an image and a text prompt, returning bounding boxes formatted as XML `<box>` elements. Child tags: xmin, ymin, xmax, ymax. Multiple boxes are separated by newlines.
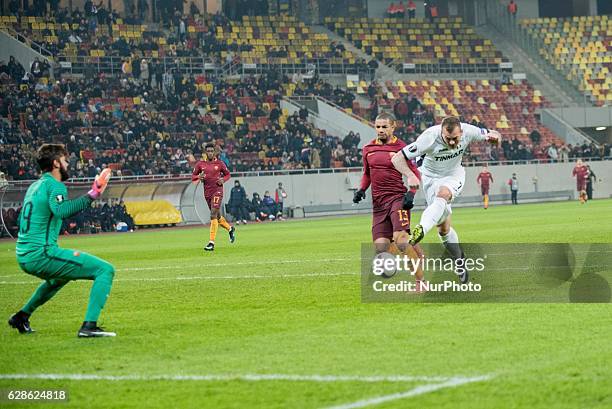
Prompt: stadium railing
<box><xmin>56</xmin><ymin>55</ymin><xmax>220</xmax><ymax>76</ymax></box>
<box><xmin>4</xmin><ymin>157</ymin><xmax>609</xmax><ymax>186</ymax></box>
<box><xmin>0</xmin><ymin>25</ymin><xmax>54</xmax><ymax>59</ymax></box>
<box><xmin>55</xmin><ymin>55</ymin><xmax>360</xmax><ymax>76</ymax></box>
<box><xmin>394</xmin><ymin>60</ymin><xmax>511</xmax><ymax>77</ymax></box>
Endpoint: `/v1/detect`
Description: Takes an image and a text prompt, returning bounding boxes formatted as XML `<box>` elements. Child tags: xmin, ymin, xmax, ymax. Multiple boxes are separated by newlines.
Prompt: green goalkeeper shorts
<box><xmin>17</xmin><ymin>246</ymin><xmax>114</xmax><ymax>282</ymax></box>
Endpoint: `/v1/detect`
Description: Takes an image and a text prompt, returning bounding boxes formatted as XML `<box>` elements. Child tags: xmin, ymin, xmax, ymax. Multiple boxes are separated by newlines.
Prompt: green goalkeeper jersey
<box><xmin>16</xmin><ymin>173</ymin><xmax>92</xmax><ymax>259</ymax></box>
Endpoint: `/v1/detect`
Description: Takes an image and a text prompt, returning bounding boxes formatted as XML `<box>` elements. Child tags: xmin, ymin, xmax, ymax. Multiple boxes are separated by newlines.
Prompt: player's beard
<box><xmin>59</xmin><ymin>165</ymin><xmax>70</xmax><ymax>181</ymax></box>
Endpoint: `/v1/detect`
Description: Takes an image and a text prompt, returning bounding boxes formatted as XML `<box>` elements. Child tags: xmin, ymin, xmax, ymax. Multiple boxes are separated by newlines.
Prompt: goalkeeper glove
<box><xmin>402</xmin><ymin>190</ymin><xmax>415</xmax><ymax>210</ymax></box>
<box><xmin>88</xmin><ymin>168</ymin><xmax>111</xmax><ymax>200</ymax></box>
<box><xmin>353</xmin><ymin>189</ymin><xmax>366</xmax><ymax>204</ymax></box>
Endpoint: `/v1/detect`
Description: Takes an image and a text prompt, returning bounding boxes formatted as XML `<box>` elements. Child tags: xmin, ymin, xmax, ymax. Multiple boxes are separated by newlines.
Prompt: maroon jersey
<box><xmin>477</xmin><ymin>171</ymin><xmax>493</xmax><ymax>188</ymax></box>
<box><xmin>572</xmin><ymin>165</ymin><xmax>588</xmax><ymax>191</ymax></box>
<box><xmin>360</xmin><ymin>136</ymin><xmax>420</xmax><ymax>208</ymax></box>
<box><xmin>192</xmin><ymin>158</ymin><xmax>231</xmax><ymax>198</ymax></box>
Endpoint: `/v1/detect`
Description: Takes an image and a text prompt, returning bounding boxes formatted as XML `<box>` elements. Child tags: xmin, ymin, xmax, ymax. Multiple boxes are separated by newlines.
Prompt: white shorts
<box><xmin>421</xmin><ymin>167</ymin><xmax>465</xmax><ymax>222</ymax></box>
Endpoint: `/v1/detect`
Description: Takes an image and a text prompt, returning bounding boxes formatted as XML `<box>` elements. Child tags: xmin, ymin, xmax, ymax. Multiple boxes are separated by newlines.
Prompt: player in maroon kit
<box><xmin>353</xmin><ymin>112</ymin><xmax>424</xmax><ymax>282</ymax></box>
<box><xmin>476</xmin><ymin>166</ymin><xmax>494</xmax><ymax>209</ymax></box>
<box><xmin>192</xmin><ymin>143</ymin><xmax>236</xmax><ymax>251</ymax></box>
<box><xmin>572</xmin><ymin>159</ymin><xmax>589</xmax><ymax>204</ymax></box>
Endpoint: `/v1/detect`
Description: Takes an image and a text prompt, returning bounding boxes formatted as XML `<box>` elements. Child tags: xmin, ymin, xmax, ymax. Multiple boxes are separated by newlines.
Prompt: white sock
<box><xmin>420</xmin><ymin>197</ymin><xmax>447</xmax><ymax>234</ymax></box>
<box><xmin>439</xmin><ymin>227</ymin><xmax>462</xmax><ymax>258</ymax></box>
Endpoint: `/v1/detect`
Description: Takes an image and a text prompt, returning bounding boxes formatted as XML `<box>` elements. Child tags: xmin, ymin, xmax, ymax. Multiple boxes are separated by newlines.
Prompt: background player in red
<box><xmin>353</xmin><ymin>112</ymin><xmax>424</xmax><ymax>283</ymax></box>
<box><xmin>192</xmin><ymin>143</ymin><xmax>236</xmax><ymax>251</ymax></box>
<box><xmin>476</xmin><ymin>165</ymin><xmax>494</xmax><ymax>209</ymax></box>
<box><xmin>572</xmin><ymin>159</ymin><xmax>589</xmax><ymax>204</ymax></box>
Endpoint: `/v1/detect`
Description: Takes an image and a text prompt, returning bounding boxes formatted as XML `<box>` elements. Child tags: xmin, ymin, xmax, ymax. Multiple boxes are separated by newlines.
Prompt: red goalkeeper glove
<box><xmin>88</xmin><ymin>168</ymin><xmax>111</xmax><ymax>200</ymax></box>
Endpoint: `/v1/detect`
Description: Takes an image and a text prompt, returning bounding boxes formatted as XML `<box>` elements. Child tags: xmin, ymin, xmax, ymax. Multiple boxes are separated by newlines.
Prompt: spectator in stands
<box><xmin>407</xmin><ymin>0</ymin><xmax>416</xmax><ymax>18</ymax></box>
<box><xmin>529</xmin><ymin>128</ymin><xmax>541</xmax><ymax>146</ymax></box>
<box><xmin>367</xmin><ymin>59</ymin><xmax>378</xmax><ymax>81</ymax></box>
<box><xmin>547</xmin><ymin>143</ymin><xmax>558</xmax><ymax>162</ymax></box>
<box><xmin>559</xmin><ymin>144</ymin><xmax>570</xmax><ymax>162</ymax></box>
<box><xmin>7</xmin><ymin>56</ymin><xmax>24</xmax><ymax>82</ymax></box>
<box><xmin>425</xmin><ymin>1</ymin><xmax>438</xmax><ymax>22</ymax></box>
<box><xmin>228</xmin><ymin>180</ymin><xmax>249</xmax><ymax>224</ymax></box>
<box><xmin>386</xmin><ymin>3</ymin><xmax>397</xmax><ymax>17</ymax></box>
<box><xmin>507</xmin><ymin>0</ymin><xmax>518</xmax><ymax>20</ymax></box>
<box><xmin>396</xmin><ymin>1</ymin><xmax>405</xmax><ymax>18</ymax></box>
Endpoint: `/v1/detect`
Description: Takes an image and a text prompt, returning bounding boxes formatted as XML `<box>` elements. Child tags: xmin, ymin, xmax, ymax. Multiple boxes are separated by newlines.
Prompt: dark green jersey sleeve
<box><xmin>47</xmin><ymin>182</ymin><xmax>92</xmax><ymax>219</ymax></box>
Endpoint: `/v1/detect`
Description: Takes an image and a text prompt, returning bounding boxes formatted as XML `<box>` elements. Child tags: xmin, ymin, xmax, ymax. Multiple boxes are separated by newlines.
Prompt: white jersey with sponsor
<box><xmin>401</xmin><ymin>123</ymin><xmax>488</xmax><ymax>177</ymax></box>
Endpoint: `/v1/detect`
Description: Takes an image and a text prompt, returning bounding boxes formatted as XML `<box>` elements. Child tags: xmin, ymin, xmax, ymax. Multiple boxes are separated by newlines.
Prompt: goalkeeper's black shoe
<box><xmin>229</xmin><ymin>226</ymin><xmax>236</xmax><ymax>243</ymax></box>
<box><xmin>204</xmin><ymin>241</ymin><xmax>215</xmax><ymax>251</ymax></box>
<box><xmin>78</xmin><ymin>322</ymin><xmax>116</xmax><ymax>338</ymax></box>
<box><xmin>8</xmin><ymin>312</ymin><xmax>34</xmax><ymax>334</ymax></box>
<box><xmin>409</xmin><ymin>224</ymin><xmax>424</xmax><ymax>246</ymax></box>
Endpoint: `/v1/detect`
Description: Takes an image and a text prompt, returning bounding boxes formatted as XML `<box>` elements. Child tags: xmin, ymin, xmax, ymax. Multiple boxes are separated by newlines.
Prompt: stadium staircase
<box><xmin>0</xmin><ymin>25</ymin><xmax>54</xmax><ymax>77</ymax></box>
<box><xmin>310</xmin><ymin>24</ymin><xmax>400</xmax><ymax>81</ymax></box>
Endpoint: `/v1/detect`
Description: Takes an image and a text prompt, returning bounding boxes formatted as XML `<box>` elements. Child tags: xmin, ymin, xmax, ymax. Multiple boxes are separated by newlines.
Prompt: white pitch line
<box><xmin>117</xmin><ymin>258</ymin><xmax>355</xmax><ymax>272</ymax></box>
<box><xmin>0</xmin><ymin>272</ymin><xmax>358</xmax><ymax>285</ymax></box>
<box><xmin>0</xmin><ymin>257</ymin><xmax>357</xmax><ymax>279</ymax></box>
<box><xmin>324</xmin><ymin>375</ymin><xmax>492</xmax><ymax>409</ymax></box>
<box><xmin>0</xmin><ymin>373</ymin><xmax>473</xmax><ymax>383</ymax></box>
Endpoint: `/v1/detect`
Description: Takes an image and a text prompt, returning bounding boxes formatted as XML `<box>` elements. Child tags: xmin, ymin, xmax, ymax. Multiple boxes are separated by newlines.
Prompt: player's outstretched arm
<box><xmin>485</xmin><ymin>129</ymin><xmax>501</xmax><ymax>145</ymax></box>
<box><xmin>391</xmin><ymin>152</ymin><xmax>420</xmax><ymax>188</ymax></box>
<box><xmin>48</xmin><ymin>169</ymin><xmax>111</xmax><ymax>219</ymax></box>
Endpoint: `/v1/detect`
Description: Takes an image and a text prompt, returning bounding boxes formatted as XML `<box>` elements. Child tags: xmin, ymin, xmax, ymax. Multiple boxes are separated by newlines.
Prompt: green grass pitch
<box><xmin>1</xmin><ymin>199</ymin><xmax>612</xmax><ymax>408</ymax></box>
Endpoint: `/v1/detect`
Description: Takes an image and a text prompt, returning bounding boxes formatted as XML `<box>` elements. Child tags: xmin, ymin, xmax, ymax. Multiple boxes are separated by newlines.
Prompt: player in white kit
<box><xmin>391</xmin><ymin>117</ymin><xmax>501</xmax><ymax>282</ymax></box>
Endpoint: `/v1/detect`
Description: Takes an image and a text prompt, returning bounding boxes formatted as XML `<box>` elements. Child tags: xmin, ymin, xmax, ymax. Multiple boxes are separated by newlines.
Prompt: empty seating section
<box><xmin>520</xmin><ymin>15</ymin><xmax>611</xmax><ymax>106</ymax></box>
<box><xmin>214</xmin><ymin>15</ymin><xmax>355</xmax><ymax>66</ymax></box>
<box><xmin>325</xmin><ymin>17</ymin><xmax>507</xmax><ymax>71</ymax></box>
<box><xmin>383</xmin><ymin>79</ymin><xmax>563</xmax><ymax>157</ymax></box>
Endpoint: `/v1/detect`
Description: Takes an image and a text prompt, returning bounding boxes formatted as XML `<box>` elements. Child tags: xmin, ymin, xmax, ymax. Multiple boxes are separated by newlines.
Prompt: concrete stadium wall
<box><xmin>6</xmin><ymin>162</ymin><xmax>609</xmax><ymax>224</ymax></box>
<box><xmin>315</xmin><ymin>100</ymin><xmax>376</xmax><ymax>147</ymax></box>
<box><xmin>175</xmin><ymin>160</ymin><xmax>611</xmax><ymax>223</ymax></box>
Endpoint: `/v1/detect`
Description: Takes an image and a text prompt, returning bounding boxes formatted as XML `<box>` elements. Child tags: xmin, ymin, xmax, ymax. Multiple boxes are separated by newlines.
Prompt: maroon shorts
<box><xmin>205</xmin><ymin>192</ymin><xmax>223</xmax><ymax>210</ymax></box>
<box><xmin>371</xmin><ymin>197</ymin><xmax>410</xmax><ymax>241</ymax></box>
<box><xmin>576</xmin><ymin>181</ymin><xmax>586</xmax><ymax>192</ymax></box>
<box><xmin>481</xmin><ymin>185</ymin><xmax>489</xmax><ymax>195</ymax></box>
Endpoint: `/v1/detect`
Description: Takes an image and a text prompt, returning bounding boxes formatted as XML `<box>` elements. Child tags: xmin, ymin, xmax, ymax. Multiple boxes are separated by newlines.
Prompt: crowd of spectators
<box><xmin>227</xmin><ymin>180</ymin><xmax>287</xmax><ymax>223</ymax></box>
<box><xmin>63</xmin><ymin>198</ymin><xmax>135</xmax><ymax>234</ymax></box>
<box><xmin>1</xmin><ymin>198</ymin><xmax>135</xmax><ymax>237</ymax></box>
<box><xmin>1</xmin><ymin>56</ymin><xmax>363</xmax><ymax>180</ymax></box>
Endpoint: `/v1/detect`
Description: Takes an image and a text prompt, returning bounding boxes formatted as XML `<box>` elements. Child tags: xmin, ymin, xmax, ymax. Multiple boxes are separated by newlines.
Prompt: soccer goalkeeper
<box><xmin>8</xmin><ymin>144</ymin><xmax>116</xmax><ymax>338</ymax></box>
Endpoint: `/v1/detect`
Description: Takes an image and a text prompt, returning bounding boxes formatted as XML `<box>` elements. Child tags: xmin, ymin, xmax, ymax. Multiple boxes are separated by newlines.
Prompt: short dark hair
<box><xmin>441</xmin><ymin>116</ymin><xmax>461</xmax><ymax>133</ymax></box>
<box><xmin>375</xmin><ymin>112</ymin><xmax>396</xmax><ymax>123</ymax></box>
<box><xmin>205</xmin><ymin>143</ymin><xmax>215</xmax><ymax>150</ymax></box>
<box><xmin>37</xmin><ymin>144</ymin><xmax>68</xmax><ymax>172</ymax></box>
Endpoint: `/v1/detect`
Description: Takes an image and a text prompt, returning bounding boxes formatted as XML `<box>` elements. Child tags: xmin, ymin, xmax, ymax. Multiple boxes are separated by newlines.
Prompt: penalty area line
<box><xmin>324</xmin><ymin>375</ymin><xmax>493</xmax><ymax>409</ymax></box>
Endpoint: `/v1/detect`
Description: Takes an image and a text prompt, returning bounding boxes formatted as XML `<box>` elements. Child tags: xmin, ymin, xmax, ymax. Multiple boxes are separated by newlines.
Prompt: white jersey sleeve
<box><xmin>401</xmin><ymin>127</ymin><xmax>438</xmax><ymax>159</ymax></box>
<box><xmin>461</xmin><ymin>123</ymin><xmax>489</xmax><ymax>144</ymax></box>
